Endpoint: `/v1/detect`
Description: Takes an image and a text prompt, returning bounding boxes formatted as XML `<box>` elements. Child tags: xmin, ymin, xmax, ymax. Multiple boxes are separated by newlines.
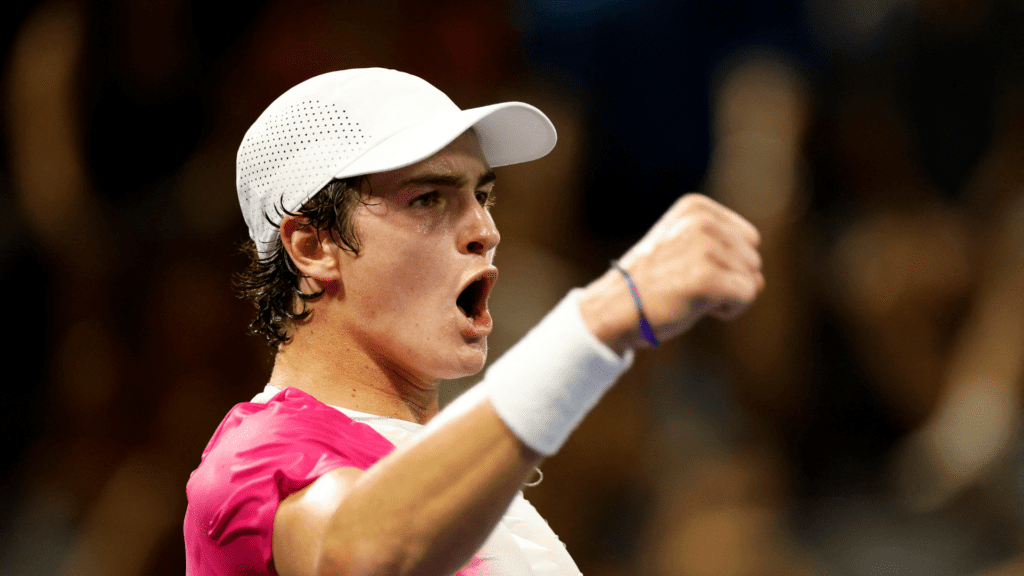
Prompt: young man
<box><xmin>184</xmin><ymin>68</ymin><xmax>764</xmax><ymax>576</ymax></box>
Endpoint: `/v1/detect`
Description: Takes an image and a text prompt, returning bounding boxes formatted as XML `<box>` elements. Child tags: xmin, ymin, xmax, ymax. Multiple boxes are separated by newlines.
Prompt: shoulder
<box><xmin>184</xmin><ymin>387</ymin><xmax>395</xmax><ymax>547</ymax></box>
<box><xmin>199</xmin><ymin>386</ymin><xmax>394</xmax><ymax>470</ymax></box>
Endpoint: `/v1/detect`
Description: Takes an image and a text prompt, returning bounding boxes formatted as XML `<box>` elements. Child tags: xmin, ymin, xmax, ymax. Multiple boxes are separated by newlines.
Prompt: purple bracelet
<box><xmin>610</xmin><ymin>260</ymin><xmax>659</xmax><ymax>347</ymax></box>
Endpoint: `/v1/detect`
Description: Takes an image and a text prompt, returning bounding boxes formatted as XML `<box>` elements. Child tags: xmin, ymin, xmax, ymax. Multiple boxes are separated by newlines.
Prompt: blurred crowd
<box><xmin>1</xmin><ymin>0</ymin><xmax>1022</xmax><ymax>575</ymax></box>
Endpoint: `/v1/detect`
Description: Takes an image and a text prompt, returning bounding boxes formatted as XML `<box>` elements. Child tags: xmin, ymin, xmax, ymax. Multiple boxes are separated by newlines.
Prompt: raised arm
<box><xmin>273</xmin><ymin>394</ymin><xmax>541</xmax><ymax>576</ymax></box>
<box><xmin>272</xmin><ymin>193</ymin><xmax>764</xmax><ymax>576</ymax></box>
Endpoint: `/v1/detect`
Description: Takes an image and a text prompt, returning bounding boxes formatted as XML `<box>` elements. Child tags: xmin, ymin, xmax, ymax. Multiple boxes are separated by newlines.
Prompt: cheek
<box><xmin>350</xmin><ymin>214</ymin><xmax>455</xmax><ymax>324</ymax></box>
<box><xmin>361</xmin><ymin>243</ymin><xmax>449</xmax><ymax>317</ymax></box>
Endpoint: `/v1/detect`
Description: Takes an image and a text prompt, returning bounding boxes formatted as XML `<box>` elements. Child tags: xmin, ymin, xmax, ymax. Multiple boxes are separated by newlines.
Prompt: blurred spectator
<box><xmin>633</xmin><ymin>50</ymin><xmax>828</xmax><ymax>576</ymax></box>
<box><xmin>3</xmin><ymin>0</ymin><xmax>1024</xmax><ymax>575</ymax></box>
<box><xmin>794</xmin><ymin>0</ymin><xmax>1024</xmax><ymax>573</ymax></box>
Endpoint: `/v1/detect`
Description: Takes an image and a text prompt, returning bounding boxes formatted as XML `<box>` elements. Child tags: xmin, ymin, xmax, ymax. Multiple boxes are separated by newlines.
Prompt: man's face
<box><xmin>336</xmin><ymin>130</ymin><xmax>500</xmax><ymax>382</ymax></box>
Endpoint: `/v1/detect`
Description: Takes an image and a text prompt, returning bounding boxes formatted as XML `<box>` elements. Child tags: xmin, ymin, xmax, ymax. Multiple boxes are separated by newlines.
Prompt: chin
<box><xmin>432</xmin><ymin>343</ymin><xmax>488</xmax><ymax>380</ymax></box>
<box><xmin>438</xmin><ymin>358</ymin><xmax>487</xmax><ymax>380</ymax></box>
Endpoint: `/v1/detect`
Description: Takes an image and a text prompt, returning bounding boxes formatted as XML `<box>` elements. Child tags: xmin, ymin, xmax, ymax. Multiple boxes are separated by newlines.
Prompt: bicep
<box><xmin>273</xmin><ymin>466</ymin><xmax>365</xmax><ymax>576</ymax></box>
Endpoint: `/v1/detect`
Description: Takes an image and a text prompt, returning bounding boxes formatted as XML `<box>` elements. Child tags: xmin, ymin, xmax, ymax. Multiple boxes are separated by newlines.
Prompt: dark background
<box><xmin>2</xmin><ymin>1</ymin><xmax>1024</xmax><ymax>575</ymax></box>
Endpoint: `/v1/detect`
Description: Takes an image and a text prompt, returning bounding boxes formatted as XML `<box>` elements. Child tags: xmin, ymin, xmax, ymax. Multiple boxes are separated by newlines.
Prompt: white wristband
<box><xmin>482</xmin><ymin>288</ymin><xmax>634</xmax><ymax>456</ymax></box>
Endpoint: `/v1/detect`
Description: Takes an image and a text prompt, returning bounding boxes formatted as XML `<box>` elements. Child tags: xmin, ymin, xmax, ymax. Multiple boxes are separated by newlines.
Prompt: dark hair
<box><xmin>234</xmin><ymin>176</ymin><xmax>368</xmax><ymax>351</ymax></box>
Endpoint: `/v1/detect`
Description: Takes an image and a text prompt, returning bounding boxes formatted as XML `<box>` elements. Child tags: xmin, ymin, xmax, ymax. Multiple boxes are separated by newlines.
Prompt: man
<box><xmin>184</xmin><ymin>68</ymin><xmax>764</xmax><ymax>576</ymax></box>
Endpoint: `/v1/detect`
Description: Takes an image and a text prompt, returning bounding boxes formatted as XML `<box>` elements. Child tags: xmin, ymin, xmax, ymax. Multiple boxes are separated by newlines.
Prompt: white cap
<box><xmin>237</xmin><ymin>68</ymin><xmax>558</xmax><ymax>259</ymax></box>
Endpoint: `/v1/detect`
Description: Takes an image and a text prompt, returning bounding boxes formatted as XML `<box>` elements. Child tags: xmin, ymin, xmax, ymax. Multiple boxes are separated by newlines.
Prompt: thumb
<box><xmin>709</xmin><ymin>299</ymin><xmax>751</xmax><ymax>321</ymax></box>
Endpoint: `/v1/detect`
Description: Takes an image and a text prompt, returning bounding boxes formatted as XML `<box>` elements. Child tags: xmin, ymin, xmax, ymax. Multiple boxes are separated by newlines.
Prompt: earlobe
<box><xmin>279</xmin><ymin>216</ymin><xmax>342</xmax><ymax>282</ymax></box>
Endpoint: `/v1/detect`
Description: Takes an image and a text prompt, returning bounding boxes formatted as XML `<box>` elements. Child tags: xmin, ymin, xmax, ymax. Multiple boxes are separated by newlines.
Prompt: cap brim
<box><xmin>333</xmin><ymin>101</ymin><xmax>557</xmax><ymax>180</ymax></box>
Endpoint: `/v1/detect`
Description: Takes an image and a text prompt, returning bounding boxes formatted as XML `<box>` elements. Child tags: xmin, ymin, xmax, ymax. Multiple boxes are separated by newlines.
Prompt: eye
<box><xmin>410</xmin><ymin>191</ymin><xmax>440</xmax><ymax>207</ymax></box>
<box><xmin>476</xmin><ymin>190</ymin><xmax>495</xmax><ymax>209</ymax></box>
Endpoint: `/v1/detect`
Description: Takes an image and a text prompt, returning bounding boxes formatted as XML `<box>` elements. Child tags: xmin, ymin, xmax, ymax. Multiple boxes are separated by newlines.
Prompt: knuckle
<box><xmin>740</xmin><ymin>276</ymin><xmax>758</xmax><ymax>300</ymax></box>
<box><xmin>699</xmin><ymin>217</ymin><xmax>721</xmax><ymax>236</ymax></box>
<box><xmin>745</xmin><ymin>248</ymin><xmax>762</xmax><ymax>269</ymax></box>
<box><xmin>679</xmin><ymin>192</ymin><xmax>710</xmax><ymax>212</ymax></box>
<box><xmin>686</xmin><ymin>192</ymin><xmax>712</xmax><ymax>205</ymax></box>
<box><xmin>699</xmin><ymin>243</ymin><xmax>718</xmax><ymax>263</ymax></box>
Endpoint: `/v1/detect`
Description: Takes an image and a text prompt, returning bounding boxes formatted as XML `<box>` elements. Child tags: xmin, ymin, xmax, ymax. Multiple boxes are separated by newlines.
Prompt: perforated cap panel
<box><xmin>237</xmin><ymin>98</ymin><xmax>371</xmax><ymax>252</ymax></box>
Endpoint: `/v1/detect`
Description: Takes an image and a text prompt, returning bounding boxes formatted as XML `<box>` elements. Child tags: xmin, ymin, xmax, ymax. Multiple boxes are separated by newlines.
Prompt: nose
<box><xmin>459</xmin><ymin>200</ymin><xmax>500</xmax><ymax>256</ymax></box>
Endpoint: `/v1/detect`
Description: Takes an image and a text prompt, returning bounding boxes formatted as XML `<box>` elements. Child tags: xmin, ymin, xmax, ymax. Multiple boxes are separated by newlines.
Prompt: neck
<box><xmin>268</xmin><ymin>324</ymin><xmax>441</xmax><ymax>425</ymax></box>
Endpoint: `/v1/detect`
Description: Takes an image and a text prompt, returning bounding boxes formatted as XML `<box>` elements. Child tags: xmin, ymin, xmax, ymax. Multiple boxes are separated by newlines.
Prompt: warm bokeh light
<box><xmin>2</xmin><ymin>1</ymin><xmax>1022</xmax><ymax>575</ymax></box>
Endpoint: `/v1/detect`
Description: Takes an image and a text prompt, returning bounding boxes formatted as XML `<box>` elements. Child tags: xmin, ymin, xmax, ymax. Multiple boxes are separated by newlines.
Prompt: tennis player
<box><xmin>184</xmin><ymin>68</ymin><xmax>764</xmax><ymax>576</ymax></box>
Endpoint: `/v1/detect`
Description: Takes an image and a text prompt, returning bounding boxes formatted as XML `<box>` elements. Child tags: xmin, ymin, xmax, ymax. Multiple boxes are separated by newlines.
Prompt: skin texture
<box><xmin>269</xmin><ymin>130</ymin><xmax>765</xmax><ymax>576</ymax></box>
<box><xmin>580</xmin><ymin>193</ymin><xmax>764</xmax><ymax>354</ymax></box>
<box><xmin>270</xmin><ymin>131</ymin><xmax>500</xmax><ymax>422</ymax></box>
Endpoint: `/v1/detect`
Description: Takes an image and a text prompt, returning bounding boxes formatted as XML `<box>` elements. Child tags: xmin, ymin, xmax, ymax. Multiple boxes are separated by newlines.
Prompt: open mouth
<box><xmin>456</xmin><ymin>268</ymin><xmax>497</xmax><ymax>322</ymax></box>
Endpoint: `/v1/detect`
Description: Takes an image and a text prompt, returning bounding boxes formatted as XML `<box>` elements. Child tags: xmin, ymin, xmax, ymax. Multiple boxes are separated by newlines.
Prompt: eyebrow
<box><xmin>400</xmin><ymin>170</ymin><xmax>497</xmax><ymax>190</ymax></box>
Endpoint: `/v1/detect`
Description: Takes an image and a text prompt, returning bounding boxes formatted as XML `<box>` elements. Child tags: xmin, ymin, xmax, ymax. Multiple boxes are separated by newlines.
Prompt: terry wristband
<box><xmin>481</xmin><ymin>288</ymin><xmax>634</xmax><ymax>456</ymax></box>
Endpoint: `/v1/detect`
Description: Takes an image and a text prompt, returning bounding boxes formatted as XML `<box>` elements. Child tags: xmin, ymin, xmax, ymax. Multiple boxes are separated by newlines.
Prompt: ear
<box><xmin>279</xmin><ymin>215</ymin><xmax>342</xmax><ymax>283</ymax></box>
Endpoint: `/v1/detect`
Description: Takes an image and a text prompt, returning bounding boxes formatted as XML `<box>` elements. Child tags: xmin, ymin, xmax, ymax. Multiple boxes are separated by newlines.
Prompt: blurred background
<box><xmin>2</xmin><ymin>0</ymin><xmax>1023</xmax><ymax>574</ymax></box>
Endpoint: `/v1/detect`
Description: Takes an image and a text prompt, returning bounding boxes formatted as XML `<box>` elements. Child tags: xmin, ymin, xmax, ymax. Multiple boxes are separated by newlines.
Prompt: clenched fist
<box><xmin>579</xmin><ymin>193</ymin><xmax>765</xmax><ymax>354</ymax></box>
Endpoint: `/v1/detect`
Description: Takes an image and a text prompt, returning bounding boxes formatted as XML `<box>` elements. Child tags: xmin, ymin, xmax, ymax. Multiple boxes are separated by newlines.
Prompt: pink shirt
<box><xmin>183</xmin><ymin>386</ymin><xmax>396</xmax><ymax>576</ymax></box>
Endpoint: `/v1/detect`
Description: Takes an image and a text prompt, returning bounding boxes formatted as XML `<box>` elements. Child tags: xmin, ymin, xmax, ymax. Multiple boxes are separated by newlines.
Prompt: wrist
<box><xmin>579</xmin><ymin>269</ymin><xmax>640</xmax><ymax>356</ymax></box>
<box><xmin>483</xmin><ymin>289</ymin><xmax>635</xmax><ymax>455</ymax></box>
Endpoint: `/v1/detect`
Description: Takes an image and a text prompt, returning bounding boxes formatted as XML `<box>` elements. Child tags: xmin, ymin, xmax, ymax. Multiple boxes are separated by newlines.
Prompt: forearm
<box><xmin>317</xmin><ymin>397</ymin><xmax>540</xmax><ymax>576</ymax></box>
<box><xmin>309</xmin><ymin>193</ymin><xmax>764</xmax><ymax>575</ymax></box>
<box><xmin>316</xmin><ymin>290</ymin><xmax>632</xmax><ymax>576</ymax></box>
